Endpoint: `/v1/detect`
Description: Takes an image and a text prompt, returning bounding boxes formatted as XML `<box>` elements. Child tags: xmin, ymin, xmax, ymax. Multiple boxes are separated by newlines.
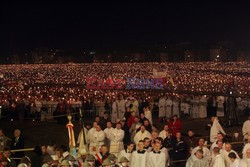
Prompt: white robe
<box><xmin>216</xmin><ymin>96</ymin><xmax>225</xmax><ymax>117</ymax></box>
<box><xmin>211</xmin><ymin>154</ymin><xmax>225</xmax><ymax>167</ymax></box>
<box><xmin>88</xmin><ymin>130</ymin><xmax>105</xmax><ymax>155</ymax></box>
<box><xmin>199</xmin><ymin>96</ymin><xmax>207</xmax><ymax>118</ymax></box>
<box><xmin>118</xmin><ymin>150</ymin><xmax>133</xmax><ymax>164</ymax></box>
<box><xmin>242</xmin><ymin>143</ymin><xmax>250</xmax><ymax>159</ymax></box>
<box><xmin>239</xmin><ymin>158</ymin><xmax>250</xmax><ymax>167</ymax></box>
<box><xmin>165</xmin><ymin>99</ymin><xmax>173</xmax><ymax>118</ymax></box>
<box><xmin>172</xmin><ymin>100</ymin><xmax>180</xmax><ymax>117</ymax></box>
<box><xmin>186</xmin><ymin>155</ymin><xmax>209</xmax><ymax>167</ymax></box>
<box><xmin>144</xmin><ymin>109</ymin><xmax>153</xmax><ymax>125</ymax></box>
<box><xmin>210</xmin><ymin>118</ymin><xmax>226</xmax><ymax>143</ymax></box>
<box><xmin>134</xmin><ymin>131</ymin><xmax>151</xmax><ymax>145</ymax></box>
<box><xmin>77</xmin><ymin>127</ymin><xmax>89</xmax><ymax>151</ymax></box>
<box><xmin>230</xmin><ymin>159</ymin><xmax>240</xmax><ymax>167</ymax></box>
<box><xmin>111</xmin><ymin>101</ymin><xmax>118</xmax><ymax>123</ymax></box>
<box><xmin>220</xmin><ymin>149</ymin><xmax>240</xmax><ymax>167</ymax></box>
<box><xmin>117</xmin><ymin>99</ymin><xmax>126</xmax><ymax>120</ymax></box>
<box><xmin>159</xmin><ymin>130</ymin><xmax>167</xmax><ymax>140</ymax></box>
<box><xmin>158</xmin><ymin>98</ymin><xmax>166</xmax><ymax>117</ymax></box>
<box><xmin>104</xmin><ymin>127</ymin><xmax>114</xmax><ymax>148</ymax></box>
<box><xmin>191</xmin><ymin>98</ymin><xmax>199</xmax><ymax>119</ymax></box>
<box><xmin>191</xmin><ymin>146</ymin><xmax>211</xmax><ymax>159</ymax></box>
<box><xmin>242</xmin><ymin>120</ymin><xmax>250</xmax><ymax>140</ymax></box>
<box><xmin>131</xmin><ymin>151</ymin><xmax>148</xmax><ymax>167</ymax></box>
<box><xmin>146</xmin><ymin>151</ymin><xmax>166</xmax><ymax>167</ymax></box>
<box><xmin>110</xmin><ymin>128</ymin><xmax>125</xmax><ymax>156</ymax></box>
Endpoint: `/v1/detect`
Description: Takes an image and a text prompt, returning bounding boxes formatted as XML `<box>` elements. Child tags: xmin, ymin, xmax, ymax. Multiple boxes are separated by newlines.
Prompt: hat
<box><xmin>78</xmin><ymin>148</ymin><xmax>88</xmax><ymax>155</ymax></box>
<box><xmin>108</xmin><ymin>154</ymin><xmax>117</xmax><ymax>161</ymax></box>
<box><xmin>60</xmin><ymin>160</ymin><xmax>70</xmax><ymax>166</ymax></box>
<box><xmin>82</xmin><ymin>162</ymin><xmax>91</xmax><ymax>167</ymax></box>
<box><xmin>86</xmin><ymin>154</ymin><xmax>96</xmax><ymax>161</ymax></box>
<box><xmin>102</xmin><ymin>159</ymin><xmax>112</xmax><ymax>166</ymax></box>
<box><xmin>64</xmin><ymin>155</ymin><xmax>76</xmax><ymax>161</ymax></box>
<box><xmin>119</xmin><ymin>156</ymin><xmax>129</xmax><ymax>163</ymax></box>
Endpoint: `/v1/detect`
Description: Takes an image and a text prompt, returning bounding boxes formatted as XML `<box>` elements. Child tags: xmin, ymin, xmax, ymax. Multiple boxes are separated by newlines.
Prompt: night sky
<box><xmin>1</xmin><ymin>2</ymin><xmax>250</xmax><ymax>56</ymax></box>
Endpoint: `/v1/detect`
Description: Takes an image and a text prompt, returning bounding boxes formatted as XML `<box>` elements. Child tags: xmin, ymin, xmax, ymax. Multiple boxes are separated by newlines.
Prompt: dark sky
<box><xmin>1</xmin><ymin>2</ymin><xmax>250</xmax><ymax>56</ymax></box>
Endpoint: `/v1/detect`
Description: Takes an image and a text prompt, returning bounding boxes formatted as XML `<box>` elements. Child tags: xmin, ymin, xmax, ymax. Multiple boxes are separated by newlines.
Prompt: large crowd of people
<box><xmin>0</xmin><ymin>61</ymin><xmax>249</xmax><ymax>166</ymax></box>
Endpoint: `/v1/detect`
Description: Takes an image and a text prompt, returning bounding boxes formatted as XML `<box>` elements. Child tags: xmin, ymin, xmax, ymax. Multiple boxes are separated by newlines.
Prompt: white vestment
<box><xmin>242</xmin><ymin>120</ymin><xmax>250</xmax><ymax>140</ymax></box>
<box><xmin>104</xmin><ymin>127</ymin><xmax>114</xmax><ymax>148</ymax></box>
<box><xmin>109</xmin><ymin>128</ymin><xmax>125</xmax><ymax>156</ymax></box>
<box><xmin>230</xmin><ymin>159</ymin><xmax>240</xmax><ymax>167</ymax></box>
<box><xmin>239</xmin><ymin>158</ymin><xmax>250</xmax><ymax>167</ymax></box>
<box><xmin>118</xmin><ymin>150</ymin><xmax>133</xmax><ymax>164</ymax></box>
<box><xmin>210</xmin><ymin>118</ymin><xmax>226</xmax><ymax>143</ymax></box>
<box><xmin>220</xmin><ymin>149</ymin><xmax>240</xmax><ymax>167</ymax></box>
<box><xmin>117</xmin><ymin>99</ymin><xmax>126</xmax><ymax>120</ymax></box>
<box><xmin>158</xmin><ymin>98</ymin><xmax>166</xmax><ymax>117</ymax></box>
<box><xmin>191</xmin><ymin>146</ymin><xmax>211</xmax><ymax>159</ymax></box>
<box><xmin>111</xmin><ymin>101</ymin><xmax>118</xmax><ymax>123</ymax></box>
<box><xmin>134</xmin><ymin>130</ymin><xmax>151</xmax><ymax>145</ymax></box>
<box><xmin>88</xmin><ymin>130</ymin><xmax>105</xmax><ymax>155</ymax></box>
<box><xmin>172</xmin><ymin>100</ymin><xmax>180</xmax><ymax>117</ymax></box>
<box><xmin>191</xmin><ymin>97</ymin><xmax>199</xmax><ymax>119</ymax></box>
<box><xmin>211</xmin><ymin>154</ymin><xmax>225</xmax><ymax>167</ymax></box>
<box><xmin>159</xmin><ymin>130</ymin><xmax>167</xmax><ymax>140</ymax></box>
<box><xmin>146</xmin><ymin>151</ymin><xmax>166</xmax><ymax>167</ymax></box>
<box><xmin>199</xmin><ymin>96</ymin><xmax>207</xmax><ymax>118</ymax></box>
<box><xmin>131</xmin><ymin>150</ymin><xmax>148</xmax><ymax>167</ymax></box>
<box><xmin>165</xmin><ymin>98</ymin><xmax>173</xmax><ymax>118</ymax></box>
<box><xmin>242</xmin><ymin>143</ymin><xmax>250</xmax><ymax>159</ymax></box>
<box><xmin>216</xmin><ymin>96</ymin><xmax>225</xmax><ymax>117</ymax></box>
<box><xmin>144</xmin><ymin>109</ymin><xmax>153</xmax><ymax>125</ymax></box>
<box><xmin>186</xmin><ymin>155</ymin><xmax>209</xmax><ymax>167</ymax></box>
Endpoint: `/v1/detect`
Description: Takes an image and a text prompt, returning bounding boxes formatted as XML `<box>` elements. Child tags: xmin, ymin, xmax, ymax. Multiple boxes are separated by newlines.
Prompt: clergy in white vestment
<box><xmin>88</xmin><ymin>125</ymin><xmax>105</xmax><ymax>155</ymax></box>
<box><xmin>191</xmin><ymin>96</ymin><xmax>200</xmax><ymax>119</ymax></box>
<box><xmin>104</xmin><ymin>121</ymin><xmax>114</xmax><ymax>149</ymax></box>
<box><xmin>118</xmin><ymin>142</ymin><xmax>135</xmax><ymax>165</ymax></box>
<box><xmin>158</xmin><ymin>96</ymin><xmax>166</xmax><ymax>119</ymax></box>
<box><xmin>147</xmin><ymin>142</ymin><xmax>166</xmax><ymax>167</ymax></box>
<box><xmin>111</xmin><ymin>98</ymin><xmax>118</xmax><ymax>123</ymax></box>
<box><xmin>172</xmin><ymin>98</ymin><xmax>180</xmax><ymax>117</ymax></box>
<box><xmin>159</xmin><ymin>125</ymin><xmax>170</xmax><ymax>140</ymax></box>
<box><xmin>228</xmin><ymin>152</ymin><xmax>240</xmax><ymax>167</ymax></box>
<box><xmin>131</xmin><ymin>140</ymin><xmax>148</xmax><ymax>167</ymax></box>
<box><xmin>239</xmin><ymin>149</ymin><xmax>250</xmax><ymax>167</ymax></box>
<box><xmin>211</xmin><ymin>147</ymin><xmax>226</xmax><ymax>167</ymax></box>
<box><xmin>87</xmin><ymin>122</ymin><xmax>98</xmax><ymax>144</ymax></box>
<box><xmin>191</xmin><ymin>138</ymin><xmax>211</xmax><ymax>160</ymax></box>
<box><xmin>242</xmin><ymin>135</ymin><xmax>250</xmax><ymax>159</ymax></box>
<box><xmin>186</xmin><ymin>149</ymin><xmax>209</xmax><ymax>167</ymax></box>
<box><xmin>216</xmin><ymin>96</ymin><xmax>225</xmax><ymax>117</ymax></box>
<box><xmin>117</xmin><ymin>95</ymin><xmax>126</xmax><ymax>120</ymax></box>
<box><xmin>144</xmin><ymin>106</ymin><xmax>153</xmax><ymax>125</ymax></box>
<box><xmin>109</xmin><ymin>122</ymin><xmax>125</xmax><ymax>156</ymax></box>
<box><xmin>133</xmin><ymin>125</ymin><xmax>151</xmax><ymax>145</ymax></box>
<box><xmin>165</xmin><ymin>97</ymin><xmax>173</xmax><ymax>118</ymax></box>
<box><xmin>242</xmin><ymin>117</ymin><xmax>250</xmax><ymax>140</ymax></box>
<box><xmin>220</xmin><ymin>143</ymin><xmax>240</xmax><ymax>167</ymax></box>
<box><xmin>199</xmin><ymin>95</ymin><xmax>207</xmax><ymax>118</ymax></box>
<box><xmin>210</xmin><ymin>117</ymin><xmax>226</xmax><ymax>143</ymax></box>
<box><xmin>210</xmin><ymin>133</ymin><xmax>225</xmax><ymax>152</ymax></box>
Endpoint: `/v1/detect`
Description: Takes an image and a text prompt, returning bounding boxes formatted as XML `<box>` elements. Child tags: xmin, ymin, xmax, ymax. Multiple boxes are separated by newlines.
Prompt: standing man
<box><xmin>147</xmin><ymin>141</ymin><xmax>166</xmax><ymax>167</ymax></box>
<box><xmin>242</xmin><ymin>116</ymin><xmax>250</xmax><ymax>141</ymax></box>
<box><xmin>172</xmin><ymin>132</ymin><xmax>187</xmax><ymax>167</ymax></box>
<box><xmin>88</xmin><ymin>125</ymin><xmax>105</xmax><ymax>155</ymax></box>
<box><xmin>220</xmin><ymin>143</ymin><xmax>239</xmax><ymax>167</ymax></box>
<box><xmin>165</xmin><ymin>96</ymin><xmax>173</xmax><ymax>118</ymax></box>
<box><xmin>191</xmin><ymin>138</ymin><xmax>210</xmax><ymax>160</ymax></box>
<box><xmin>158</xmin><ymin>95</ymin><xmax>166</xmax><ymax>122</ymax></box>
<box><xmin>199</xmin><ymin>95</ymin><xmax>207</xmax><ymax>118</ymax></box>
<box><xmin>0</xmin><ymin>129</ymin><xmax>10</xmax><ymax>151</ymax></box>
<box><xmin>130</xmin><ymin>140</ymin><xmax>148</xmax><ymax>167</ymax></box>
<box><xmin>111</xmin><ymin>97</ymin><xmax>118</xmax><ymax>123</ymax></box>
<box><xmin>133</xmin><ymin>126</ymin><xmax>151</xmax><ymax>145</ymax></box>
<box><xmin>117</xmin><ymin>94</ymin><xmax>126</xmax><ymax>120</ymax></box>
<box><xmin>186</xmin><ymin>149</ymin><xmax>209</xmax><ymax>167</ymax></box>
<box><xmin>104</xmin><ymin>121</ymin><xmax>114</xmax><ymax>149</ymax></box>
<box><xmin>10</xmin><ymin>129</ymin><xmax>25</xmax><ymax>164</ymax></box>
<box><xmin>110</xmin><ymin>122</ymin><xmax>125</xmax><ymax>156</ymax></box>
<box><xmin>211</xmin><ymin>147</ymin><xmax>225</xmax><ymax>167</ymax></box>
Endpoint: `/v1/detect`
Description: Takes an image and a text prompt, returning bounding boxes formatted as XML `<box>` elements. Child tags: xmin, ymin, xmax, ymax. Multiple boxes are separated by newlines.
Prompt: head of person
<box><xmin>188</xmin><ymin>130</ymin><xmax>194</xmax><ymax>137</ymax></box>
<box><xmin>106</xmin><ymin>121</ymin><xmax>112</xmax><ymax>128</ymax></box>
<box><xmin>195</xmin><ymin>149</ymin><xmax>204</xmax><ymax>159</ymax></box>
<box><xmin>228</xmin><ymin>152</ymin><xmax>237</xmax><ymax>162</ymax></box>
<box><xmin>198</xmin><ymin>138</ymin><xmax>205</xmax><ymax>147</ymax></box>
<box><xmin>96</xmin><ymin>125</ymin><xmax>102</xmax><ymax>132</ymax></box>
<box><xmin>119</xmin><ymin>157</ymin><xmax>129</xmax><ymax>167</ymax></box>
<box><xmin>14</xmin><ymin>129</ymin><xmax>21</xmax><ymax>138</ymax></box>
<box><xmin>217</xmin><ymin>141</ymin><xmax>224</xmax><ymax>149</ymax></box>
<box><xmin>140</xmin><ymin>113</ymin><xmax>145</xmax><ymax>119</ymax></box>
<box><xmin>108</xmin><ymin>154</ymin><xmax>117</xmax><ymax>164</ymax></box>
<box><xmin>78</xmin><ymin>148</ymin><xmax>88</xmax><ymax>161</ymax></box>
<box><xmin>138</xmin><ymin>140</ymin><xmax>144</xmax><ymax>150</ymax></box>
<box><xmin>41</xmin><ymin>144</ymin><xmax>47</xmax><ymax>155</ymax></box>
<box><xmin>153</xmin><ymin>142</ymin><xmax>162</xmax><ymax>152</ymax></box>
<box><xmin>0</xmin><ymin>157</ymin><xmax>8</xmax><ymax>167</ymax></box>
<box><xmin>247</xmin><ymin>135</ymin><xmax>250</xmax><ymax>143</ymax></box>
<box><xmin>0</xmin><ymin>129</ymin><xmax>4</xmax><ymax>137</ymax></box>
<box><xmin>173</xmin><ymin>115</ymin><xmax>178</xmax><ymax>121</ymax></box>
<box><xmin>225</xmin><ymin>143</ymin><xmax>232</xmax><ymax>152</ymax></box>
<box><xmin>116</xmin><ymin>122</ymin><xmax>122</xmax><ymax>129</ymax></box>
<box><xmin>93</xmin><ymin>121</ymin><xmax>98</xmax><ymax>129</ymax></box>
<box><xmin>166</xmin><ymin>130</ymin><xmax>172</xmax><ymax>137</ymax></box>
<box><xmin>140</xmin><ymin>126</ymin><xmax>146</xmax><ymax>133</ymax></box>
<box><xmin>126</xmin><ymin>142</ymin><xmax>135</xmax><ymax>152</ymax></box>
<box><xmin>176</xmin><ymin>132</ymin><xmax>181</xmax><ymax>140</ymax></box>
<box><xmin>86</xmin><ymin>154</ymin><xmax>96</xmax><ymax>166</ymax></box>
<box><xmin>101</xmin><ymin>145</ymin><xmax>109</xmax><ymax>154</ymax></box>
<box><xmin>217</xmin><ymin>133</ymin><xmax>224</xmax><ymax>142</ymax></box>
<box><xmin>2</xmin><ymin>147</ymin><xmax>11</xmax><ymax>158</ymax></box>
<box><xmin>246</xmin><ymin>149</ymin><xmax>250</xmax><ymax>159</ymax></box>
<box><xmin>95</xmin><ymin>116</ymin><xmax>100</xmax><ymax>123</ymax></box>
<box><xmin>143</xmin><ymin>138</ymin><xmax>150</xmax><ymax>147</ymax></box>
<box><xmin>213</xmin><ymin>147</ymin><xmax>220</xmax><ymax>156</ymax></box>
<box><xmin>55</xmin><ymin>148</ymin><xmax>63</xmax><ymax>159</ymax></box>
<box><xmin>163</xmin><ymin>125</ymin><xmax>169</xmax><ymax>131</ymax></box>
<box><xmin>151</xmin><ymin>131</ymin><xmax>158</xmax><ymax>140</ymax></box>
<box><xmin>134</xmin><ymin>117</ymin><xmax>139</xmax><ymax>123</ymax></box>
<box><xmin>143</xmin><ymin>120</ymin><xmax>150</xmax><ymax>127</ymax></box>
<box><xmin>19</xmin><ymin>156</ymin><xmax>31</xmax><ymax>167</ymax></box>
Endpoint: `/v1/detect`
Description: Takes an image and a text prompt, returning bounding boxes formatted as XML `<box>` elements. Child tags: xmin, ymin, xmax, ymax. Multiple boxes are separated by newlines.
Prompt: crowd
<box><xmin>0</xmin><ymin>115</ymin><xmax>250</xmax><ymax>167</ymax></box>
<box><xmin>0</xmin><ymin>62</ymin><xmax>249</xmax><ymax>166</ymax></box>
